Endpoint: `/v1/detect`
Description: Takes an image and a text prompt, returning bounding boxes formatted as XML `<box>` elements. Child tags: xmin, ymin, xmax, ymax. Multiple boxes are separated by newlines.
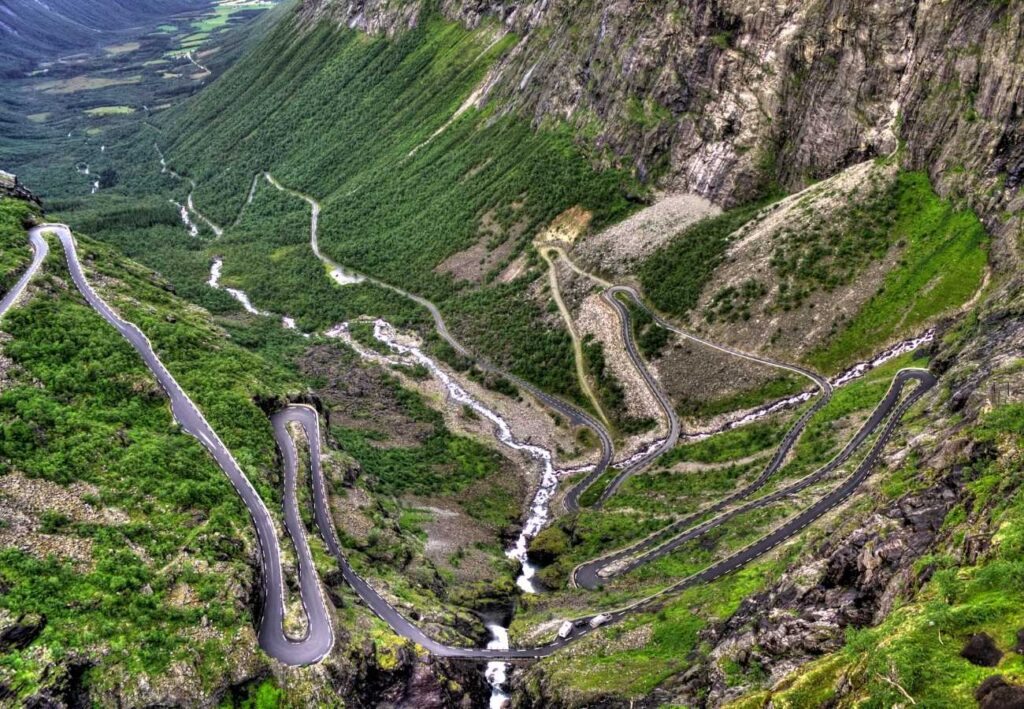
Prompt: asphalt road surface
<box><xmin>573</xmin><ymin>367</ymin><xmax>933</xmax><ymax>589</ymax></box>
<box><xmin>29</xmin><ymin>224</ymin><xmax>334</xmax><ymax>666</ymax></box>
<box><xmin>4</xmin><ymin>217</ymin><xmax>937</xmax><ymax>664</ymax></box>
<box><xmin>0</xmin><ymin>229</ymin><xmax>48</xmax><ymax>319</ymax></box>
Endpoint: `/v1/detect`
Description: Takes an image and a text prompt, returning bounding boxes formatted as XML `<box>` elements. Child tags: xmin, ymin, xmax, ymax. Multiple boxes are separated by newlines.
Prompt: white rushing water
<box><xmin>174</xmin><ymin>200</ymin><xmax>199</xmax><ymax>237</ymax></box>
<box><xmin>831</xmin><ymin>329</ymin><xmax>935</xmax><ymax>387</ymax></box>
<box><xmin>367</xmin><ymin>320</ymin><xmax>557</xmax><ymax>591</ymax></box>
<box><xmin>208</xmin><ymin>257</ymin><xmax>304</xmax><ymax>333</ymax></box>
<box><xmin>367</xmin><ymin>320</ymin><xmax>563</xmax><ymax>707</ymax></box>
<box><xmin>74</xmin><ymin>163</ymin><xmax>99</xmax><ymax>194</ymax></box>
<box><xmin>674</xmin><ymin>329</ymin><xmax>938</xmax><ymax>443</ymax></box>
<box><xmin>485</xmin><ymin>624</ymin><xmax>511</xmax><ymax>709</ymax></box>
<box><xmin>326</xmin><ymin>320</ymin><xmax>564</xmax><ymax>704</ymax></box>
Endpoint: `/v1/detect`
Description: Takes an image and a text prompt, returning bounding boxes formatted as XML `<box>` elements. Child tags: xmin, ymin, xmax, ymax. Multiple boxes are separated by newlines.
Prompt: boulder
<box><xmin>961</xmin><ymin>633</ymin><xmax>1003</xmax><ymax>667</ymax></box>
<box><xmin>976</xmin><ymin>675</ymin><xmax>1024</xmax><ymax>709</ymax></box>
<box><xmin>0</xmin><ymin>614</ymin><xmax>45</xmax><ymax>652</ymax></box>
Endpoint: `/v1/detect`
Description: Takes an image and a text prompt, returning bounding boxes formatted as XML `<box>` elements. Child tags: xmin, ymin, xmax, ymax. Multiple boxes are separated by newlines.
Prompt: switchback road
<box><xmin>23</xmin><ymin>224</ymin><xmax>335</xmax><ymax>666</ymax></box>
<box><xmin>2</xmin><ymin>200</ymin><xmax>935</xmax><ymax>666</ymax></box>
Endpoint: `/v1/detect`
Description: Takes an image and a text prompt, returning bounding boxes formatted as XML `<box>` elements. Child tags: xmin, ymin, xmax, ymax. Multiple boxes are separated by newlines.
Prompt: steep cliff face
<box><xmin>300</xmin><ymin>0</ymin><xmax>1022</xmax><ymax>255</ymax></box>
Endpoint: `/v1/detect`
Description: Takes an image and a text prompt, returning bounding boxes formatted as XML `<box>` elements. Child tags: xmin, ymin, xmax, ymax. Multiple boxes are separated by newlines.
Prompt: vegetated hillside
<box><xmin>635</xmin><ymin>164</ymin><xmax>988</xmax><ymax>369</ymax></box>
<box><xmin>3</xmin><ymin>0</ymin><xmax>1021</xmax><ymax>706</ymax></box>
<box><xmin>131</xmin><ymin>8</ymin><xmax>641</xmax><ymax>409</ymax></box>
<box><xmin>303</xmin><ymin>0</ymin><xmax>1023</xmax><ymax>253</ymax></box>
<box><xmin>0</xmin><ymin>0</ymin><xmax>209</xmax><ymax>74</ymax></box>
<box><xmin>143</xmin><ymin>0</ymin><xmax>1019</xmax><ymax>406</ymax></box>
<box><xmin>0</xmin><ymin>195</ymin><xmax>499</xmax><ymax>706</ymax></box>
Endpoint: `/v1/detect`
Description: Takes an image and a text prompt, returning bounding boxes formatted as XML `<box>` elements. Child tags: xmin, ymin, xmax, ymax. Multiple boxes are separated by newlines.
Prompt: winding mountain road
<box><xmin>272</xmin><ymin>372</ymin><xmax>932</xmax><ymax>656</ymax></box>
<box><xmin>591</xmin><ymin>286</ymin><xmax>681</xmax><ymax>505</ymax></box>
<box><xmin>573</xmin><ymin>367</ymin><xmax>929</xmax><ymax>589</ymax></box>
<box><xmin>160</xmin><ymin>168</ymin><xmax>935</xmax><ymax>660</ymax></box>
<box><xmin>19</xmin><ymin>224</ymin><xmax>334</xmax><ymax>667</ymax></box>
<box><xmin>542</xmin><ymin>247</ymin><xmax>833</xmax><ymax>512</ymax></box>
<box><xmin>2</xmin><ymin>187</ymin><xmax>935</xmax><ymax>666</ymax></box>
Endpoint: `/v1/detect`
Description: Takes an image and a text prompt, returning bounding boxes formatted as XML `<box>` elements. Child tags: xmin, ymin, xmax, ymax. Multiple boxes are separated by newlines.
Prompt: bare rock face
<box><xmin>300</xmin><ymin>0</ymin><xmax>1022</xmax><ymax>253</ymax></box>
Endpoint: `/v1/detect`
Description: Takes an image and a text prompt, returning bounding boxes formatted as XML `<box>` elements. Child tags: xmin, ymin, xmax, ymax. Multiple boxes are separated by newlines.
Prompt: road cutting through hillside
<box><xmin>170</xmin><ymin>170</ymin><xmax>933</xmax><ymax>659</ymax></box>
<box><xmin>539</xmin><ymin>247</ymin><xmax>612</xmax><ymax>430</ymax></box>
<box><xmin>16</xmin><ymin>224</ymin><xmax>334</xmax><ymax>667</ymax></box>
<box><xmin>2</xmin><ymin>163</ymin><xmax>938</xmax><ymax>667</ymax></box>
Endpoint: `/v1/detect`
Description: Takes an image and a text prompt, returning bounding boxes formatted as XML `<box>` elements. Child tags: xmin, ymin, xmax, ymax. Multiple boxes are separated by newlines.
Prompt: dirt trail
<box><xmin>540</xmin><ymin>247</ymin><xmax>611</xmax><ymax>429</ymax></box>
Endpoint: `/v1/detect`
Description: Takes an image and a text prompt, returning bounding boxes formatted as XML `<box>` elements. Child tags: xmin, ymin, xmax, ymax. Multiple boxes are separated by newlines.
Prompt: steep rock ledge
<box><xmin>299</xmin><ymin>0</ymin><xmax>1022</xmax><ymax>255</ymax></box>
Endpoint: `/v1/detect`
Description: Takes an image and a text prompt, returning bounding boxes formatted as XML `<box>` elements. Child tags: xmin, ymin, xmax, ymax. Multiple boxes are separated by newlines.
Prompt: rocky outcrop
<box><xmin>976</xmin><ymin>675</ymin><xmax>1024</xmax><ymax>709</ymax></box>
<box><xmin>299</xmin><ymin>0</ymin><xmax>1023</xmax><ymax>256</ymax></box>
<box><xmin>0</xmin><ymin>613</ymin><xmax>46</xmax><ymax>653</ymax></box>
<box><xmin>962</xmin><ymin>633</ymin><xmax>1004</xmax><ymax>668</ymax></box>
<box><xmin>651</xmin><ymin>465</ymin><xmax>962</xmax><ymax>707</ymax></box>
<box><xmin>0</xmin><ymin>173</ymin><xmax>41</xmax><ymax>209</ymax></box>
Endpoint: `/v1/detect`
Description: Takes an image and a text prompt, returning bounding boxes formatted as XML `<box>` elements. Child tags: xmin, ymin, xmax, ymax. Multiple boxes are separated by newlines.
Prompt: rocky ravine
<box><xmin>302</xmin><ymin>0</ymin><xmax>1023</xmax><ymax>258</ymax></box>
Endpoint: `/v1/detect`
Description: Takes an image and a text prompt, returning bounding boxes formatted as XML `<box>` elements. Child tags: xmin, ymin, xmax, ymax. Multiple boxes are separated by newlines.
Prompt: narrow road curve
<box><xmin>573</xmin><ymin>367</ymin><xmax>924</xmax><ymax>589</ymax></box>
<box><xmin>28</xmin><ymin>224</ymin><xmax>334</xmax><ymax>667</ymax></box>
<box><xmin>540</xmin><ymin>247</ymin><xmax>612</xmax><ymax>430</ymax></box>
<box><xmin>592</xmin><ymin>287</ymin><xmax>681</xmax><ymax>505</ymax></box>
<box><xmin>0</xmin><ymin>229</ymin><xmax>48</xmax><ymax>319</ymax></box>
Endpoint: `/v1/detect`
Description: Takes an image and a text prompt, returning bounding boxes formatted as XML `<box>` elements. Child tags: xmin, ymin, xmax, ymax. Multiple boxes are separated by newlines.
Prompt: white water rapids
<box><xmin>75</xmin><ymin>163</ymin><xmax>99</xmax><ymax>194</ymax></box>
<box><xmin>175</xmin><ymin>200</ymin><xmax>199</xmax><ymax>237</ymax></box>
<box><xmin>208</xmin><ymin>257</ymin><xmax>304</xmax><ymax>334</ymax></box>
<box><xmin>485</xmin><ymin>624</ymin><xmax>511</xmax><ymax>709</ymax></box>
<box><xmin>326</xmin><ymin>320</ymin><xmax>569</xmax><ymax>705</ymax></box>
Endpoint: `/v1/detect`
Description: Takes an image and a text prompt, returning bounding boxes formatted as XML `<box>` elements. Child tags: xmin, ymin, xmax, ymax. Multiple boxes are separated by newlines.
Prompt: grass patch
<box><xmin>331</xmin><ymin>373</ymin><xmax>504</xmax><ymax>496</ymax></box>
<box><xmin>0</xmin><ymin>197</ymin><xmax>38</xmax><ymax>294</ymax></box>
<box><xmin>35</xmin><ymin>75</ymin><xmax>143</xmax><ymax>94</ymax></box>
<box><xmin>809</xmin><ymin>171</ymin><xmax>988</xmax><ymax>371</ymax></box>
<box><xmin>657</xmin><ymin>420</ymin><xmax>787</xmax><ymax>466</ymax></box>
<box><xmin>674</xmin><ymin>373</ymin><xmax>807</xmax><ymax>420</ymax></box>
<box><xmin>104</xmin><ymin>42</ymin><xmax>141</xmax><ymax>56</ymax></box>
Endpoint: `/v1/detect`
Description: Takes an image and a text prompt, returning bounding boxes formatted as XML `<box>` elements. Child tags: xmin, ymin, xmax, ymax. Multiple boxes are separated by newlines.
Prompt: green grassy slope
<box><xmin>147</xmin><ymin>9</ymin><xmax>638</xmax><ymax>402</ymax></box>
<box><xmin>0</xmin><ymin>201</ymin><xmax>292</xmax><ymax>700</ymax></box>
<box><xmin>809</xmin><ymin>171</ymin><xmax>989</xmax><ymax>371</ymax></box>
